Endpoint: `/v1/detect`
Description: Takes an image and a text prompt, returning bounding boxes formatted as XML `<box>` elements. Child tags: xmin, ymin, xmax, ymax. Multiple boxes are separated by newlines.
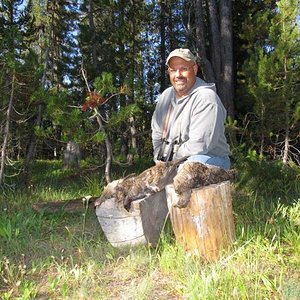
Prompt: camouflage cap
<box><xmin>166</xmin><ymin>48</ymin><xmax>197</xmax><ymax>65</ymax></box>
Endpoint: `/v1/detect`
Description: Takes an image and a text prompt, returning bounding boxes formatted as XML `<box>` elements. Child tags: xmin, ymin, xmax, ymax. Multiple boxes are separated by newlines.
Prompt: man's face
<box><xmin>168</xmin><ymin>57</ymin><xmax>198</xmax><ymax>98</ymax></box>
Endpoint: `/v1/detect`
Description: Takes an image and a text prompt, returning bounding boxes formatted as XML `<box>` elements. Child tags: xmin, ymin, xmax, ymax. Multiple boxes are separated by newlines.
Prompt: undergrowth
<box><xmin>0</xmin><ymin>157</ymin><xmax>299</xmax><ymax>299</ymax></box>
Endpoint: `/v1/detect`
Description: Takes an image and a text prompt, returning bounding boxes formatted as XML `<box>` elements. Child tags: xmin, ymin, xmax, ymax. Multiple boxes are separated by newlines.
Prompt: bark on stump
<box><xmin>166</xmin><ymin>181</ymin><xmax>235</xmax><ymax>261</ymax></box>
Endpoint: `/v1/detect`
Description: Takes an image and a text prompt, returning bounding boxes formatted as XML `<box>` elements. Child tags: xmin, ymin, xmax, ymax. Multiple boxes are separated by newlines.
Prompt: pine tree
<box><xmin>22</xmin><ymin>0</ymin><xmax>81</xmax><ymax>183</ymax></box>
<box><xmin>0</xmin><ymin>0</ymin><xmax>38</xmax><ymax>185</ymax></box>
<box><xmin>243</xmin><ymin>0</ymin><xmax>300</xmax><ymax>164</ymax></box>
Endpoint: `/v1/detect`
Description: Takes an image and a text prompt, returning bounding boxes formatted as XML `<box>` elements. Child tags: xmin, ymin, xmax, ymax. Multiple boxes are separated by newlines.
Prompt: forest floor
<box><xmin>0</xmin><ymin>159</ymin><xmax>300</xmax><ymax>299</ymax></box>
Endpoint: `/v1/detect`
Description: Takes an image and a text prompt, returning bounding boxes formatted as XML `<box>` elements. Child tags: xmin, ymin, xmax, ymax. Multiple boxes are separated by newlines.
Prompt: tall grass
<box><xmin>0</xmin><ymin>158</ymin><xmax>299</xmax><ymax>299</ymax></box>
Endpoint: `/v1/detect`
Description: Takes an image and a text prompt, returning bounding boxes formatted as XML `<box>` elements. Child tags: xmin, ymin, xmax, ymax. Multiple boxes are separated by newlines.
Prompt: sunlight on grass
<box><xmin>0</xmin><ymin>159</ymin><xmax>300</xmax><ymax>299</ymax></box>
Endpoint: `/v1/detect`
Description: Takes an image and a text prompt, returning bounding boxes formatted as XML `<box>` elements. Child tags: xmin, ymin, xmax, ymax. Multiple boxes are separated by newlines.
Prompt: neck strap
<box><xmin>162</xmin><ymin>103</ymin><xmax>173</xmax><ymax>140</ymax></box>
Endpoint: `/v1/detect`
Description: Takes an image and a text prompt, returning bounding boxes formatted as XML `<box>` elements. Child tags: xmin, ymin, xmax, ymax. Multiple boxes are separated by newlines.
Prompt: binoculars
<box><xmin>157</xmin><ymin>139</ymin><xmax>179</xmax><ymax>162</ymax></box>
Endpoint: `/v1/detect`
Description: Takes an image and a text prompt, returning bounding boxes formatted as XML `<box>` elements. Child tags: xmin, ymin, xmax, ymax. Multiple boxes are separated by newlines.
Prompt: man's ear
<box><xmin>193</xmin><ymin>64</ymin><xmax>198</xmax><ymax>75</ymax></box>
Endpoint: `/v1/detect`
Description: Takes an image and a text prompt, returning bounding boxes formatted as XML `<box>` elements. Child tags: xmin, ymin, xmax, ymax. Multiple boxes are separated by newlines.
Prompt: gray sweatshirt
<box><xmin>151</xmin><ymin>77</ymin><xmax>231</xmax><ymax>160</ymax></box>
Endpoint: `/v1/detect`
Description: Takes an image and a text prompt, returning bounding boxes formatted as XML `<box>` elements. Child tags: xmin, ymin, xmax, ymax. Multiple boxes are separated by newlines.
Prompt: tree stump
<box><xmin>63</xmin><ymin>141</ymin><xmax>81</xmax><ymax>169</ymax></box>
<box><xmin>166</xmin><ymin>181</ymin><xmax>235</xmax><ymax>261</ymax></box>
<box><xmin>95</xmin><ymin>189</ymin><xmax>168</xmax><ymax>247</ymax></box>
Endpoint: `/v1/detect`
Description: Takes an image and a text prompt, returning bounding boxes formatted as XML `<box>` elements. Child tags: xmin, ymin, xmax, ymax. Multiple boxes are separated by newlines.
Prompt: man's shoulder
<box><xmin>161</xmin><ymin>85</ymin><xmax>174</xmax><ymax>96</ymax></box>
<box><xmin>191</xmin><ymin>88</ymin><xmax>217</xmax><ymax>104</ymax></box>
<box><xmin>194</xmin><ymin>86</ymin><xmax>217</xmax><ymax>97</ymax></box>
<box><xmin>191</xmin><ymin>82</ymin><xmax>225</xmax><ymax>108</ymax></box>
<box><xmin>157</xmin><ymin>86</ymin><xmax>174</xmax><ymax>105</ymax></box>
<box><xmin>194</xmin><ymin>78</ymin><xmax>217</xmax><ymax>93</ymax></box>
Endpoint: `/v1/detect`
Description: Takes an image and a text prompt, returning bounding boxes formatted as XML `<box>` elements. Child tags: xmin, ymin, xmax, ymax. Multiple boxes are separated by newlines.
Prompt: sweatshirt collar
<box><xmin>174</xmin><ymin>77</ymin><xmax>216</xmax><ymax>102</ymax></box>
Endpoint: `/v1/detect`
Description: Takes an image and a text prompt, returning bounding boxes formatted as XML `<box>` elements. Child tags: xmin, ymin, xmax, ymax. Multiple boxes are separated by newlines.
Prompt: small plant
<box><xmin>0</xmin><ymin>158</ymin><xmax>299</xmax><ymax>298</ymax></box>
<box><xmin>0</xmin><ymin>254</ymin><xmax>35</xmax><ymax>298</ymax></box>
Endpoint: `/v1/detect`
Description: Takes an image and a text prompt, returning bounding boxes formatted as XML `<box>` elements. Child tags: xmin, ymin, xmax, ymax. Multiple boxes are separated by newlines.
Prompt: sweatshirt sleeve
<box><xmin>175</xmin><ymin>89</ymin><xmax>226</xmax><ymax>158</ymax></box>
<box><xmin>151</xmin><ymin>105</ymin><xmax>163</xmax><ymax>160</ymax></box>
<box><xmin>151</xmin><ymin>88</ymin><xmax>175</xmax><ymax>160</ymax></box>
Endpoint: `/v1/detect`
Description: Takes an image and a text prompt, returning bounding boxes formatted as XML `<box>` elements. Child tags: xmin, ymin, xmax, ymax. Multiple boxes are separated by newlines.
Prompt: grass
<box><xmin>0</xmin><ymin>158</ymin><xmax>300</xmax><ymax>299</ymax></box>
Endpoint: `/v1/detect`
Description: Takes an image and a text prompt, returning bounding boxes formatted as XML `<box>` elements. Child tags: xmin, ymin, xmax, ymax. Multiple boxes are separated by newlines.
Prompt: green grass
<box><xmin>0</xmin><ymin>158</ymin><xmax>299</xmax><ymax>299</ymax></box>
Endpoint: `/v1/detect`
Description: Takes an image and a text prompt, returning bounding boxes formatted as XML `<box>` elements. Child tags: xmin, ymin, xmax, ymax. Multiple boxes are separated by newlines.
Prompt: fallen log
<box><xmin>33</xmin><ymin>196</ymin><xmax>98</xmax><ymax>213</ymax></box>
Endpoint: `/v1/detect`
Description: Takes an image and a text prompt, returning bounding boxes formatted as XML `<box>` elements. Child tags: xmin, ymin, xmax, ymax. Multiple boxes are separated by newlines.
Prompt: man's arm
<box><xmin>151</xmin><ymin>108</ymin><xmax>163</xmax><ymax>160</ymax></box>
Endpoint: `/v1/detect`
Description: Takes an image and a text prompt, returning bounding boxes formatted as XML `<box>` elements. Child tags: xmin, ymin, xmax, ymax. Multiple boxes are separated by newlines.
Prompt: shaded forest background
<box><xmin>0</xmin><ymin>0</ymin><xmax>299</xmax><ymax>186</ymax></box>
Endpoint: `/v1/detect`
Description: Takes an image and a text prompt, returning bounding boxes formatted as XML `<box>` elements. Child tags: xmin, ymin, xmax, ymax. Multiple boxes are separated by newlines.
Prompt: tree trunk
<box><xmin>159</xmin><ymin>0</ymin><xmax>167</xmax><ymax>92</ymax></box>
<box><xmin>63</xmin><ymin>141</ymin><xmax>81</xmax><ymax>169</ymax></box>
<box><xmin>0</xmin><ymin>72</ymin><xmax>15</xmax><ymax>185</ymax></box>
<box><xmin>194</xmin><ymin>0</ymin><xmax>216</xmax><ymax>83</ymax></box>
<box><xmin>23</xmin><ymin>103</ymin><xmax>43</xmax><ymax>184</ymax></box>
<box><xmin>282</xmin><ymin>55</ymin><xmax>290</xmax><ymax>165</ymax></box>
<box><xmin>129</xmin><ymin>115</ymin><xmax>137</xmax><ymax>160</ymax></box>
<box><xmin>207</xmin><ymin>0</ymin><xmax>222</xmax><ymax>88</ymax></box>
<box><xmin>219</xmin><ymin>0</ymin><xmax>234</xmax><ymax>118</ymax></box>
<box><xmin>23</xmin><ymin>30</ymin><xmax>51</xmax><ymax>185</ymax></box>
<box><xmin>128</xmin><ymin>6</ymin><xmax>138</xmax><ymax>161</ymax></box>
<box><xmin>88</xmin><ymin>0</ymin><xmax>98</xmax><ymax>72</ymax></box>
<box><xmin>167</xmin><ymin>1</ymin><xmax>176</xmax><ymax>49</ymax></box>
<box><xmin>95</xmin><ymin>112</ymin><xmax>112</xmax><ymax>183</ymax></box>
<box><xmin>282</xmin><ymin>129</ymin><xmax>289</xmax><ymax>165</ymax></box>
<box><xmin>87</xmin><ymin>0</ymin><xmax>112</xmax><ymax>183</ymax></box>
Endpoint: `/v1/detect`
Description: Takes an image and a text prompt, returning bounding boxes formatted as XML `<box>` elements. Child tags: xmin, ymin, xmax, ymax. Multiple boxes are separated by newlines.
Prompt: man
<box><xmin>151</xmin><ymin>48</ymin><xmax>231</xmax><ymax>169</ymax></box>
